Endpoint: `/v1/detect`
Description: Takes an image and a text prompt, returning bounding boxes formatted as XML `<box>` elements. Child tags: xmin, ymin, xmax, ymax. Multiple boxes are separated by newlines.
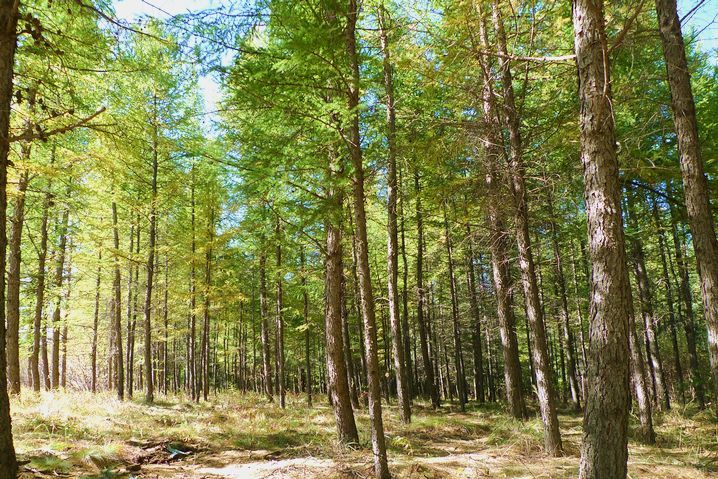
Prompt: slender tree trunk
<box><xmin>275</xmin><ymin>218</ymin><xmax>285</xmax><ymax>408</ymax></box>
<box><xmin>111</xmin><ymin>201</ymin><xmax>124</xmax><ymax>400</ymax></box>
<box><xmin>652</xmin><ymin>197</ymin><xmax>685</xmax><ymax>403</ymax></box>
<box><xmin>345</xmin><ymin>3</ymin><xmax>390</xmax><ymax>476</ymax></box>
<box><xmin>491</xmin><ymin>1</ymin><xmax>561</xmax><ymax>454</ymax></box>
<box><xmin>259</xmin><ymin>247</ymin><xmax>274</xmax><ymax>401</ymax></box>
<box><xmin>125</xmin><ymin>224</ymin><xmax>135</xmax><ymax>397</ymax></box>
<box><xmin>627</xmin><ymin>195</ymin><xmax>670</xmax><ymax>411</ymax></box>
<box><xmin>51</xmin><ymin>190</ymin><xmax>70</xmax><ymax>390</ymax></box>
<box><xmin>443</xmin><ymin>205</ymin><xmax>467</xmax><ymax>410</ymax></box>
<box><xmin>399</xmin><ymin>167</ymin><xmax>413</xmax><ymax>398</ymax></box>
<box><xmin>202</xmin><ymin>211</ymin><xmax>214</xmax><ymax>402</ymax></box>
<box><xmin>341</xmin><ymin>270</ymin><xmax>359</xmax><ymax>408</ymax></box>
<box><xmin>669</xmin><ymin>197</ymin><xmax>705</xmax><ymax>406</ymax></box>
<box><xmin>477</xmin><ymin>11</ymin><xmax>525</xmax><ymax>420</ymax></box>
<box><xmin>466</xmin><ymin>226</ymin><xmax>485</xmax><ymax>403</ymax></box>
<box><xmin>189</xmin><ymin>174</ymin><xmax>198</xmax><ymax>401</ymax></box>
<box><xmin>414</xmin><ymin>171</ymin><xmax>438</xmax><ymax>408</ymax></box>
<box><xmin>90</xmin><ymin>249</ymin><xmax>102</xmax><ymax>393</ymax></box>
<box><xmin>6</xmin><ymin>168</ymin><xmax>28</xmax><ymax>394</ymax></box>
<box><xmin>627</xmin><ymin>289</ymin><xmax>656</xmax><ymax>444</ymax></box>
<box><xmin>547</xmin><ymin>192</ymin><xmax>581</xmax><ymax>410</ymax></box>
<box><xmin>301</xmin><ymin>247</ymin><xmax>312</xmax><ymax>407</ymax></box>
<box><xmin>32</xmin><ymin>178</ymin><xmax>52</xmax><ymax>393</ymax></box>
<box><xmin>143</xmin><ymin>99</ymin><xmax>159</xmax><ymax>404</ymax></box>
<box><xmin>378</xmin><ymin>4</ymin><xmax>410</xmax><ymax>424</ymax></box>
<box><xmin>573</xmin><ymin>2</ymin><xmax>632</xmax><ymax>477</ymax></box>
<box><xmin>655</xmin><ymin>0</ymin><xmax>718</xmax><ymax>400</ymax></box>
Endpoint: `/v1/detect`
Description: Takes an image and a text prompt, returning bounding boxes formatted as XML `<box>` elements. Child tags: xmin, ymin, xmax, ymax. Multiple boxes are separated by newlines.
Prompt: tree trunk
<box><xmin>143</xmin><ymin>100</ymin><xmax>158</xmax><ymax>404</ymax></box>
<box><xmin>652</xmin><ymin>196</ymin><xmax>684</xmax><ymax>403</ymax></box>
<box><xmin>491</xmin><ymin>0</ymin><xmax>561</xmax><ymax>454</ymax></box>
<box><xmin>627</xmin><ymin>289</ymin><xmax>656</xmax><ymax>444</ymax></box>
<box><xmin>259</xmin><ymin>247</ymin><xmax>274</xmax><ymax>401</ymax></box>
<box><xmin>274</xmin><ymin>218</ymin><xmax>285</xmax><ymax>408</ymax></box>
<box><xmin>547</xmin><ymin>191</ymin><xmax>581</xmax><ymax>410</ymax></box>
<box><xmin>443</xmin><ymin>205</ymin><xmax>467</xmax><ymax>410</ymax></box>
<box><xmin>324</xmin><ymin>167</ymin><xmax>359</xmax><ymax>443</ymax></box>
<box><xmin>6</xmin><ymin>168</ymin><xmax>28</xmax><ymax>394</ymax></box>
<box><xmin>32</xmin><ymin>177</ymin><xmax>52</xmax><ymax>393</ymax></box>
<box><xmin>669</xmin><ymin>198</ymin><xmax>705</xmax><ymax>407</ymax></box>
<box><xmin>91</xmin><ymin>251</ymin><xmax>102</xmax><ymax>393</ymax></box>
<box><xmin>627</xmin><ymin>194</ymin><xmax>670</xmax><ymax>411</ymax></box>
<box><xmin>573</xmin><ymin>1</ymin><xmax>631</xmax><ymax>477</ymax></box>
<box><xmin>301</xmin><ymin>247</ymin><xmax>312</xmax><ymax>407</ymax></box>
<box><xmin>465</xmin><ymin>225</ymin><xmax>485</xmax><ymax>403</ymax></box>
<box><xmin>477</xmin><ymin>11</ymin><xmax>525</xmax><ymax>420</ymax></box>
<box><xmin>345</xmin><ymin>2</ymin><xmax>390</xmax><ymax>476</ymax></box>
<box><xmin>414</xmin><ymin>171</ymin><xmax>439</xmax><ymax>408</ymax></box>
<box><xmin>111</xmin><ymin>200</ymin><xmax>125</xmax><ymax>400</ymax></box>
<box><xmin>378</xmin><ymin>4</ymin><xmax>411</xmax><ymax>424</ymax></box>
<box><xmin>655</xmin><ymin>0</ymin><xmax>718</xmax><ymax>400</ymax></box>
<box><xmin>51</xmin><ymin>189</ymin><xmax>70</xmax><ymax>390</ymax></box>
<box><xmin>202</xmin><ymin>210</ymin><xmax>214</xmax><ymax>402</ymax></box>
<box><xmin>0</xmin><ymin>0</ymin><xmax>19</xmax><ymax>470</ymax></box>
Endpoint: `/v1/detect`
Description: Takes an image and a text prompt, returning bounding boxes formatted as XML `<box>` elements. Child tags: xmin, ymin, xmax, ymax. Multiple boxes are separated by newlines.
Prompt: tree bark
<box><xmin>465</xmin><ymin>225</ymin><xmax>485</xmax><ymax>403</ymax></box>
<box><xmin>111</xmin><ymin>200</ymin><xmax>125</xmax><ymax>400</ymax></box>
<box><xmin>91</xmin><ymin>250</ymin><xmax>102</xmax><ymax>393</ymax></box>
<box><xmin>6</xmin><ymin>168</ymin><xmax>28</xmax><ymax>394</ymax></box>
<box><xmin>547</xmin><ymin>191</ymin><xmax>581</xmax><ymax>410</ymax></box>
<box><xmin>655</xmin><ymin>0</ymin><xmax>718</xmax><ymax>400</ymax></box>
<box><xmin>259</xmin><ymin>246</ymin><xmax>274</xmax><ymax>401</ymax></box>
<box><xmin>51</xmin><ymin>188</ymin><xmax>70</xmax><ymax>390</ymax></box>
<box><xmin>651</xmin><ymin>196</ymin><xmax>684</xmax><ymax>403</ymax></box>
<box><xmin>573</xmin><ymin>1</ymin><xmax>631</xmax><ymax>477</ymax></box>
<box><xmin>345</xmin><ymin>2</ymin><xmax>390</xmax><ymax>476</ymax></box>
<box><xmin>274</xmin><ymin>218</ymin><xmax>285</xmax><ymax>408</ymax></box>
<box><xmin>378</xmin><ymin>4</ymin><xmax>411</xmax><ymax>424</ymax></box>
<box><xmin>476</xmin><ymin>10</ymin><xmax>525</xmax><ymax>420</ymax></box>
<box><xmin>443</xmin><ymin>205</ymin><xmax>467</xmax><ymax>410</ymax></box>
<box><xmin>627</xmin><ymin>193</ymin><xmax>670</xmax><ymax>411</ymax></box>
<box><xmin>491</xmin><ymin>1</ymin><xmax>561</xmax><ymax>454</ymax></box>
<box><xmin>0</xmin><ymin>0</ymin><xmax>19</xmax><ymax>470</ymax></box>
<box><xmin>414</xmin><ymin>171</ymin><xmax>439</xmax><ymax>408</ymax></box>
<box><xmin>32</xmin><ymin>178</ymin><xmax>51</xmax><ymax>392</ymax></box>
<box><xmin>143</xmin><ymin>98</ymin><xmax>159</xmax><ymax>404</ymax></box>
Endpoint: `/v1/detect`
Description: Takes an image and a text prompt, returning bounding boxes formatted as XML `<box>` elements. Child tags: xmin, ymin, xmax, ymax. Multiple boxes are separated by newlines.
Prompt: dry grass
<box><xmin>10</xmin><ymin>390</ymin><xmax>718</xmax><ymax>478</ymax></box>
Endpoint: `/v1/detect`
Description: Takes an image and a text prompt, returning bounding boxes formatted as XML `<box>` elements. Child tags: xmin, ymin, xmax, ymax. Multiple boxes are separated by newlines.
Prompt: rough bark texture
<box><xmin>477</xmin><ymin>11</ymin><xmax>525</xmax><ymax>420</ymax></box>
<box><xmin>379</xmin><ymin>4</ymin><xmax>410</xmax><ymax>424</ymax></box>
<box><xmin>491</xmin><ymin>0</ymin><xmax>561</xmax><ymax>454</ymax></box>
<box><xmin>548</xmin><ymin>192</ymin><xmax>581</xmax><ymax>410</ymax></box>
<box><xmin>0</xmin><ymin>0</ymin><xmax>19</xmax><ymax>474</ymax></box>
<box><xmin>324</xmin><ymin>186</ymin><xmax>359</xmax><ymax>444</ymax></box>
<box><xmin>627</xmin><ymin>292</ymin><xmax>656</xmax><ymax>444</ymax></box>
<box><xmin>627</xmin><ymin>197</ymin><xmax>670</xmax><ymax>411</ymax></box>
<box><xmin>111</xmin><ymin>201</ymin><xmax>125</xmax><ymax>400</ymax></box>
<box><xmin>574</xmin><ymin>1</ymin><xmax>631</xmax><ymax>477</ymax></box>
<box><xmin>6</xmin><ymin>168</ymin><xmax>28</xmax><ymax>394</ymax></box>
<box><xmin>443</xmin><ymin>206</ymin><xmax>467</xmax><ymax>410</ymax></box>
<box><xmin>259</xmin><ymin>249</ymin><xmax>274</xmax><ymax>401</ymax></box>
<box><xmin>656</xmin><ymin>0</ymin><xmax>718</xmax><ymax>400</ymax></box>
<box><xmin>466</xmin><ymin>226</ymin><xmax>485</xmax><ymax>403</ymax></box>
<box><xmin>32</xmin><ymin>179</ymin><xmax>52</xmax><ymax>392</ymax></box>
<box><xmin>275</xmin><ymin>220</ymin><xmax>285</xmax><ymax>409</ymax></box>
<box><xmin>345</xmin><ymin>2</ymin><xmax>390</xmax><ymax>476</ymax></box>
<box><xmin>51</xmin><ymin>192</ymin><xmax>70</xmax><ymax>390</ymax></box>
<box><xmin>414</xmin><ymin>171</ymin><xmax>439</xmax><ymax>409</ymax></box>
<box><xmin>143</xmin><ymin>106</ymin><xmax>159</xmax><ymax>404</ymax></box>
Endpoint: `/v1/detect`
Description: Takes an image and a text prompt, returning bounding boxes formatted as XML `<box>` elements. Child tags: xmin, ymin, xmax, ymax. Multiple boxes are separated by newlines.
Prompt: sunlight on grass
<box><xmin>11</xmin><ymin>391</ymin><xmax>717</xmax><ymax>478</ymax></box>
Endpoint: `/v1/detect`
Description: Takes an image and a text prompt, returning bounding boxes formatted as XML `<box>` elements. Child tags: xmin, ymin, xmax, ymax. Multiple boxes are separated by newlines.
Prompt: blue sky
<box><xmin>112</xmin><ymin>0</ymin><xmax>718</xmax><ymax>114</ymax></box>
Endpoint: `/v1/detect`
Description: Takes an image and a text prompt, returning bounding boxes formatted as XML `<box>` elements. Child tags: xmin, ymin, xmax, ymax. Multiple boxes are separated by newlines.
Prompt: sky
<box><xmin>111</xmin><ymin>0</ymin><xmax>718</xmax><ymax>117</ymax></box>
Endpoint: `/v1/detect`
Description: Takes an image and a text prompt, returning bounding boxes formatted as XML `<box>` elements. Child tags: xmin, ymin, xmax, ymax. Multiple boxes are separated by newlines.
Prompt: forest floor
<box><xmin>10</xmin><ymin>390</ymin><xmax>718</xmax><ymax>478</ymax></box>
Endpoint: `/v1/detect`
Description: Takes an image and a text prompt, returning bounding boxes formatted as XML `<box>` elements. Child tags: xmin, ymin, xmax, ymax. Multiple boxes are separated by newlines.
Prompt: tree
<box><xmin>573</xmin><ymin>1</ymin><xmax>631</xmax><ymax>477</ymax></box>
